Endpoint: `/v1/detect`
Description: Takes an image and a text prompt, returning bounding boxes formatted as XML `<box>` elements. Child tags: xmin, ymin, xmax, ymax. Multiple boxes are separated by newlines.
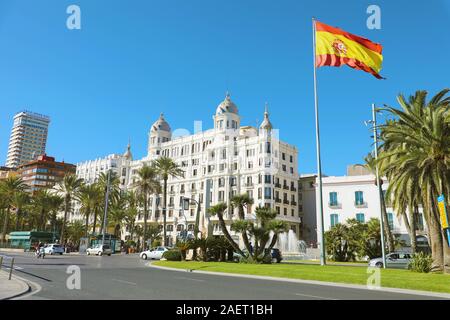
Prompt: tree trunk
<box><xmin>163</xmin><ymin>179</ymin><xmax>167</xmax><ymax>247</ymax></box>
<box><xmin>84</xmin><ymin>209</ymin><xmax>90</xmax><ymax>238</ymax></box>
<box><xmin>92</xmin><ymin>210</ymin><xmax>98</xmax><ymax>234</ymax></box>
<box><xmin>428</xmin><ymin>210</ymin><xmax>444</xmax><ymax>271</ymax></box>
<box><xmin>380</xmin><ymin>189</ymin><xmax>395</xmax><ymax>252</ymax></box>
<box><xmin>143</xmin><ymin>191</ymin><xmax>148</xmax><ymax>251</ymax></box>
<box><xmin>39</xmin><ymin>208</ymin><xmax>45</xmax><ymax>231</ymax></box>
<box><xmin>408</xmin><ymin>205</ymin><xmax>417</xmax><ymax>253</ymax></box>
<box><xmin>238</xmin><ymin>206</ymin><xmax>252</xmax><ymax>257</ymax></box>
<box><xmin>60</xmin><ymin>198</ymin><xmax>69</xmax><ymax>244</ymax></box>
<box><xmin>14</xmin><ymin>208</ymin><xmax>21</xmax><ymax>231</ymax></box>
<box><xmin>1</xmin><ymin>205</ymin><xmax>11</xmax><ymax>242</ymax></box>
<box><xmin>217</xmin><ymin>212</ymin><xmax>243</xmax><ymax>255</ymax></box>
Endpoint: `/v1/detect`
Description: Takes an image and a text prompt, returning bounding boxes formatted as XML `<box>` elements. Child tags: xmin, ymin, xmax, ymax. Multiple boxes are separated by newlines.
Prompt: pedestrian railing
<box><xmin>0</xmin><ymin>254</ymin><xmax>15</xmax><ymax>280</ymax></box>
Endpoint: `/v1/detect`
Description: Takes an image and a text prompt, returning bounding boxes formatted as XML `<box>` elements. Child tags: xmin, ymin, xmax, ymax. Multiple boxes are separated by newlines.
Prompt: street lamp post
<box><xmin>180</xmin><ymin>196</ymin><xmax>201</xmax><ymax>240</ymax></box>
<box><xmin>101</xmin><ymin>170</ymin><xmax>111</xmax><ymax>246</ymax></box>
<box><xmin>365</xmin><ymin>104</ymin><xmax>387</xmax><ymax>269</ymax></box>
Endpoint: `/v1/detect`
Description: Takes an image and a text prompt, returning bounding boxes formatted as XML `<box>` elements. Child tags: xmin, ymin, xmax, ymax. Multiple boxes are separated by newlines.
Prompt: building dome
<box><xmin>215</xmin><ymin>92</ymin><xmax>239</xmax><ymax>115</ymax></box>
<box><xmin>151</xmin><ymin>113</ymin><xmax>171</xmax><ymax>132</ymax></box>
<box><xmin>259</xmin><ymin>103</ymin><xmax>273</xmax><ymax>130</ymax></box>
<box><xmin>123</xmin><ymin>141</ymin><xmax>132</xmax><ymax>160</ymax></box>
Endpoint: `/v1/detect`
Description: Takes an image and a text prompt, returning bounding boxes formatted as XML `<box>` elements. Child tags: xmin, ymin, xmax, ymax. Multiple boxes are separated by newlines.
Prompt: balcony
<box><xmin>283</xmin><ymin>185</ymin><xmax>289</xmax><ymax>190</ymax></box>
<box><xmin>180</xmin><ymin>189</ymin><xmax>185</xmax><ymax>195</ymax></box>
<box><xmin>355</xmin><ymin>201</ymin><xmax>367</xmax><ymax>208</ymax></box>
<box><xmin>328</xmin><ymin>202</ymin><xmax>342</xmax><ymax>209</ymax></box>
<box><xmin>275</xmin><ymin>183</ymin><xmax>281</xmax><ymax>188</ymax></box>
<box><xmin>291</xmin><ymin>201</ymin><xmax>297</xmax><ymax>206</ymax></box>
<box><xmin>275</xmin><ymin>198</ymin><xmax>281</xmax><ymax>203</ymax></box>
<box><xmin>283</xmin><ymin>199</ymin><xmax>290</xmax><ymax>205</ymax></box>
<box><xmin>290</xmin><ymin>186</ymin><xmax>297</xmax><ymax>192</ymax></box>
<box><xmin>244</xmin><ymin>183</ymin><xmax>254</xmax><ymax>188</ymax></box>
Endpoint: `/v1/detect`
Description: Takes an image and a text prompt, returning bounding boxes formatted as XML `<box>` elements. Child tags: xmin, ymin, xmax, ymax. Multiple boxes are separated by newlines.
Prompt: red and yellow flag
<box><xmin>315</xmin><ymin>21</ymin><xmax>384</xmax><ymax>79</ymax></box>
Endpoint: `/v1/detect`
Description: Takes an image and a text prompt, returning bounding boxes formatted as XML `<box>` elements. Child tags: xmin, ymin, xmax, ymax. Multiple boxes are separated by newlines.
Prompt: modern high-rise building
<box><xmin>5</xmin><ymin>111</ymin><xmax>50</xmax><ymax>168</ymax></box>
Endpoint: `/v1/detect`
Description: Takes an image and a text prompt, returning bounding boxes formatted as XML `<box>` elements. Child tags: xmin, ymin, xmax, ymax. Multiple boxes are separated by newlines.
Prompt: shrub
<box><xmin>408</xmin><ymin>252</ymin><xmax>433</xmax><ymax>273</ymax></box>
<box><xmin>162</xmin><ymin>249</ymin><xmax>182</xmax><ymax>261</ymax></box>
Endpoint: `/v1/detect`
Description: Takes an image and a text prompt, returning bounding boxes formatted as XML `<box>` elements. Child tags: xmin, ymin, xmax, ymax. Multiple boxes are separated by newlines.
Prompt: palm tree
<box><xmin>124</xmin><ymin>190</ymin><xmax>140</xmax><ymax>242</ymax></box>
<box><xmin>108</xmin><ymin>192</ymin><xmax>127</xmax><ymax>238</ymax></box>
<box><xmin>0</xmin><ymin>177</ymin><xmax>28</xmax><ymax>242</ymax></box>
<box><xmin>97</xmin><ymin>171</ymin><xmax>120</xmax><ymax>233</ymax></box>
<box><xmin>364</xmin><ymin>153</ymin><xmax>395</xmax><ymax>252</ymax></box>
<box><xmin>153</xmin><ymin>156</ymin><xmax>184</xmax><ymax>246</ymax></box>
<box><xmin>377</xmin><ymin>89</ymin><xmax>450</xmax><ymax>271</ymax></box>
<box><xmin>32</xmin><ymin>189</ymin><xmax>53</xmax><ymax>230</ymax></box>
<box><xmin>48</xmin><ymin>194</ymin><xmax>64</xmax><ymax>239</ymax></box>
<box><xmin>11</xmin><ymin>191</ymin><xmax>30</xmax><ymax>231</ymax></box>
<box><xmin>66</xmin><ymin>220</ymin><xmax>86</xmax><ymax>248</ymax></box>
<box><xmin>207</xmin><ymin>203</ymin><xmax>243</xmax><ymax>255</ymax></box>
<box><xmin>134</xmin><ymin>164</ymin><xmax>160</xmax><ymax>250</ymax></box>
<box><xmin>230</xmin><ymin>194</ymin><xmax>254</xmax><ymax>254</ymax></box>
<box><xmin>77</xmin><ymin>183</ymin><xmax>101</xmax><ymax>237</ymax></box>
<box><xmin>54</xmin><ymin>174</ymin><xmax>83</xmax><ymax>244</ymax></box>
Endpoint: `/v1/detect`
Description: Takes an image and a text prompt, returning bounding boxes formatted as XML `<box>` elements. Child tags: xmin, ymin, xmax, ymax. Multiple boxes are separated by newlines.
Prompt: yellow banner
<box><xmin>438</xmin><ymin>197</ymin><xmax>449</xmax><ymax>229</ymax></box>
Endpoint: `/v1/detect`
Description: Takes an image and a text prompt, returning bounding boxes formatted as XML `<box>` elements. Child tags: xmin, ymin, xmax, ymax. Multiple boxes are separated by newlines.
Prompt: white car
<box><xmin>86</xmin><ymin>244</ymin><xmax>112</xmax><ymax>256</ymax></box>
<box><xmin>43</xmin><ymin>244</ymin><xmax>64</xmax><ymax>255</ymax></box>
<box><xmin>368</xmin><ymin>252</ymin><xmax>412</xmax><ymax>268</ymax></box>
<box><xmin>140</xmin><ymin>247</ymin><xmax>169</xmax><ymax>260</ymax></box>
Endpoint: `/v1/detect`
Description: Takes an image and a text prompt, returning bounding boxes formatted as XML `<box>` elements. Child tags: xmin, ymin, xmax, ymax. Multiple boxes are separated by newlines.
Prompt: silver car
<box><xmin>369</xmin><ymin>252</ymin><xmax>412</xmax><ymax>269</ymax></box>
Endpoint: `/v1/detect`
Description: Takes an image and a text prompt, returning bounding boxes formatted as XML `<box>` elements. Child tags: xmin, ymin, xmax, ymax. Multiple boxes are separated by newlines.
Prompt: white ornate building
<box><xmin>74</xmin><ymin>94</ymin><xmax>300</xmax><ymax>248</ymax></box>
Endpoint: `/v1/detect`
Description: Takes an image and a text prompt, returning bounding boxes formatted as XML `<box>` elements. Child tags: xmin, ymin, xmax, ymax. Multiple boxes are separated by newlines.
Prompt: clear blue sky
<box><xmin>0</xmin><ymin>0</ymin><xmax>448</xmax><ymax>175</ymax></box>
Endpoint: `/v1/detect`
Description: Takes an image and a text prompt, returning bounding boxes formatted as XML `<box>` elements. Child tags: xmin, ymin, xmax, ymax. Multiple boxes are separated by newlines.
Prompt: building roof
<box><xmin>215</xmin><ymin>92</ymin><xmax>239</xmax><ymax>115</ymax></box>
<box><xmin>151</xmin><ymin>113</ymin><xmax>171</xmax><ymax>132</ymax></box>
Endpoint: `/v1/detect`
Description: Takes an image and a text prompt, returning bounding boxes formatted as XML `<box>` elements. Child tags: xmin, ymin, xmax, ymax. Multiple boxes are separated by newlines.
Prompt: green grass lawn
<box><xmin>283</xmin><ymin>260</ymin><xmax>367</xmax><ymax>266</ymax></box>
<box><xmin>153</xmin><ymin>260</ymin><xmax>450</xmax><ymax>294</ymax></box>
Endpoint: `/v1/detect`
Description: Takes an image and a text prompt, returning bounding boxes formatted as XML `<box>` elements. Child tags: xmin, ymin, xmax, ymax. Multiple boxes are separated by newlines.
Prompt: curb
<box><xmin>0</xmin><ymin>271</ymin><xmax>31</xmax><ymax>300</ymax></box>
<box><xmin>148</xmin><ymin>262</ymin><xmax>450</xmax><ymax>299</ymax></box>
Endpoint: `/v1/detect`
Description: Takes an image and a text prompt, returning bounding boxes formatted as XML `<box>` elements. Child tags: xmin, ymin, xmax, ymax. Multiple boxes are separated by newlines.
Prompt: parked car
<box><xmin>43</xmin><ymin>244</ymin><xmax>64</xmax><ymax>255</ymax></box>
<box><xmin>86</xmin><ymin>244</ymin><xmax>112</xmax><ymax>256</ymax></box>
<box><xmin>140</xmin><ymin>246</ymin><xmax>170</xmax><ymax>260</ymax></box>
<box><xmin>233</xmin><ymin>248</ymin><xmax>283</xmax><ymax>263</ymax></box>
<box><xmin>368</xmin><ymin>252</ymin><xmax>412</xmax><ymax>269</ymax></box>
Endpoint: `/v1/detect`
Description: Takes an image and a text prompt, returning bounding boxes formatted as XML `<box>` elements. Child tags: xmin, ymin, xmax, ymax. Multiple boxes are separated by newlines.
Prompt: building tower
<box><xmin>123</xmin><ymin>140</ymin><xmax>133</xmax><ymax>161</ymax></box>
<box><xmin>213</xmin><ymin>92</ymin><xmax>240</xmax><ymax>131</ymax></box>
<box><xmin>148</xmin><ymin>113</ymin><xmax>172</xmax><ymax>157</ymax></box>
<box><xmin>5</xmin><ymin>111</ymin><xmax>50</xmax><ymax>168</ymax></box>
<box><xmin>259</xmin><ymin>103</ymin><xmax>273</xmax><ymax>135</ymax></box>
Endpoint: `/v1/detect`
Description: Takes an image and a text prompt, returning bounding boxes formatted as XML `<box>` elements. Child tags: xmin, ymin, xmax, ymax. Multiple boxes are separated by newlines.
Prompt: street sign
<box><xmin>438</xmin><ymin>195</ymin><xmax>449</xmax><ymax>229</ymax></box>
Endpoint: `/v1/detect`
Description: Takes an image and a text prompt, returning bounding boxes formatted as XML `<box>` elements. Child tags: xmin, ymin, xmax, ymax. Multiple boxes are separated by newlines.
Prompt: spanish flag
<box><xmin>315</xmin><ymin>21</ymin><xmax>384</xmax><ymax>79</ymax></box>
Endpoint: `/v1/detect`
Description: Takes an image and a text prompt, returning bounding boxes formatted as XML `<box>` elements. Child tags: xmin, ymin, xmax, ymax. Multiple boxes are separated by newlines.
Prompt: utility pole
<box><xmin>371</xmin><ymin>104</ymin><xmax>387</xmax><ymax>269</ymax></box>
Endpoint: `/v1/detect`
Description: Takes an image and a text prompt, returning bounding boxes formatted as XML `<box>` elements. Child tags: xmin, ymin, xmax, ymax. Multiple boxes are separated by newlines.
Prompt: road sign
<box><xmin>438</xmin><ymin>194</ymin><xmax>449</xmax><ymax>229</ymax></box>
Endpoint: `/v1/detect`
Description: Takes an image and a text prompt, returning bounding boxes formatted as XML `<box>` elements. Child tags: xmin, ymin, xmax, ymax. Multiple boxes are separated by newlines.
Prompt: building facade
<box><xmin>300</xmin><ymin>167</ymin><xmax>428</xmax><ymax>249</ymax></box>
<box><xmin>17</xmin><ymin>155</ymin><xmax>76</xmax><ymax>193</ymax></box>
<box><xmin>74</xmin><ymin>94</ymin><xmax>300</xmax><ymax>248</ymax></box>
<box><xmin>5</xmin><ymin>111</ymin><xmax>50</xmax><ymax>168</ymax></box>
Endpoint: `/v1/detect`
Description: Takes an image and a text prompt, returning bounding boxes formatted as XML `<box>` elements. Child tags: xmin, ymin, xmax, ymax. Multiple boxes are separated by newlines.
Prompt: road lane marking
<box><xmin>111</xmin><ymin>278</ymin><xmax>137</xmax><ymax>286</ymax></box>
<box><xmin>175</xmin><ymin>276</ymin><xmax>205</xmax><ymax>282</ymax></box>
<box><xmin>294</xmin><ymin>293</ymin><xmax>339</xmax><ymax>300</ymax></box>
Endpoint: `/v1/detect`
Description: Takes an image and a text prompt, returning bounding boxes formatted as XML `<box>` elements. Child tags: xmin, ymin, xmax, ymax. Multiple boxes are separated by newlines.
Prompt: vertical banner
<box><xmin>437</xmin><ymin>194</ymin><xmax>450</xmax><ymax>246</ymax></box>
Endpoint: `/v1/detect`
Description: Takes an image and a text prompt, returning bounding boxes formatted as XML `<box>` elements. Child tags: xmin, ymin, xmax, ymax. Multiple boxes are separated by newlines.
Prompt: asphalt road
<box><xmin>0</xmin><ymin>251</ymin><xmax>445</xmax><ymax>300</ymax></box>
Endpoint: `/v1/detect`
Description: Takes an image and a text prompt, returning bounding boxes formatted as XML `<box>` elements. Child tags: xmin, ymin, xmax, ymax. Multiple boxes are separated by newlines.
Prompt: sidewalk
<box><xmin>0</xmin><ymin>270</ymin><xmax>30</xmax><ymax>300</ymax></box>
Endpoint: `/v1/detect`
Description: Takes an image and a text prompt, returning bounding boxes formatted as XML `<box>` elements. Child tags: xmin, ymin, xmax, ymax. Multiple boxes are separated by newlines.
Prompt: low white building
<box><xmin>300</xmin><ymin>165</ymin><xmax>427</xmax><ymax>248</ymax></box>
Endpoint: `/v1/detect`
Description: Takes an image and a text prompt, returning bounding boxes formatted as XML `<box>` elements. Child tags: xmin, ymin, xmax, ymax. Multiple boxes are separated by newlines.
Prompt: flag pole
<box><xmin>312</xmin><ymin>17</ymin><xmax>326</xmax><ymax>266</ymax></box>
